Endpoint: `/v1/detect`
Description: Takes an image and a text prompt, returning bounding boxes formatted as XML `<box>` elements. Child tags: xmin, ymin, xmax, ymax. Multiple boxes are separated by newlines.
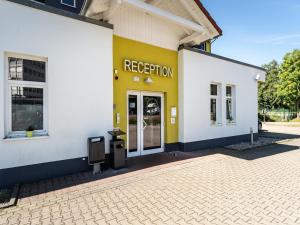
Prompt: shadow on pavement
<box><xmin>259</xmin><ymin>131</ymin><xmax>300</xmax><ymax>139</ymax></box>
<box><xmin>221</xmin><ymin>142</ymin><xmax>299</xmax><ymax>161</ymax></box>
<box><xmin>18</xmin><ymin>151</ymin><xmax>211</xmax><ymax>200</ymax></box>
<box><xmin>17</xmin><ymin>139</ymin><xmax>300</xmax><ymax>200</ymax></box>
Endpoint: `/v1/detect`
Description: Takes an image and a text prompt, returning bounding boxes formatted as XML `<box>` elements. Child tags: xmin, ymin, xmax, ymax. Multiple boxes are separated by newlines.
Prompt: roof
<box><xmin>193</xmin><ymin>0</ymin><xmax>223</xmax><ymax>37</ymax></box>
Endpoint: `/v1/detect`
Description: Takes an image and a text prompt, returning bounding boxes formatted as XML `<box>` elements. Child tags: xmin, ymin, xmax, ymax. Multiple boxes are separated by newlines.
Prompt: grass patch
<box><xmin>291</xmin><ymin>118</ymin><xmax>300</xmax><ymax>122</ymax></box>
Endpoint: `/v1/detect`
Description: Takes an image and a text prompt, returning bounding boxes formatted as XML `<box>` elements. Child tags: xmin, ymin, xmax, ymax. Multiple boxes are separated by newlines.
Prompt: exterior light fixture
<box><xmin>133</xmin><ymin>76</ymin><xmax>140</xmax><ymax>82</ymax></box>
<box><xmin>144</xmin><ymin>77</ymin><xmax>153</xmax><ymax>84</ymax></box>
<box><xmin>255</xmin><ymin>74</ymin><xmax>261</xmax><ymax>81</ymax></box>
<box><xmin>114</xmin><ymin>69</ymin><xmax>119</xmax><ymax>80</ymax></box>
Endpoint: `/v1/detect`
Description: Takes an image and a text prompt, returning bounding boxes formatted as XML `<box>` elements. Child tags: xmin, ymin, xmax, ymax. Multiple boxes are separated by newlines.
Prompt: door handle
<box><xmin>143</xmin><ymin>120</ymin><xmax>147</xmax><ymax>129</ymax></box>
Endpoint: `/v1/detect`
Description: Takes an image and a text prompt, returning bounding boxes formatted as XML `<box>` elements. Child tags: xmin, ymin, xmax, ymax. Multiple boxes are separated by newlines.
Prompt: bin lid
<box><xmin>107</xmin><ymin>130</ymin><xmax>126</xmax><ymax>137</ymax></box>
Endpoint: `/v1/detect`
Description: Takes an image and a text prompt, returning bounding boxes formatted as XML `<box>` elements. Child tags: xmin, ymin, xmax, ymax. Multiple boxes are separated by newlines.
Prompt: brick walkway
<box><xmin>1</xmin><ymin>139</ymin><xmax>300</xmax><ymax>225</ymax></box>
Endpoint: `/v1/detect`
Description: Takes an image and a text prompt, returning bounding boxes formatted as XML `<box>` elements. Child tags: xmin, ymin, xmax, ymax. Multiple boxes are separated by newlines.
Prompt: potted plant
<box><xmin>26</xmin><ymin>126</ymin><xmax>34</xmax><ymax>138</ymax></box>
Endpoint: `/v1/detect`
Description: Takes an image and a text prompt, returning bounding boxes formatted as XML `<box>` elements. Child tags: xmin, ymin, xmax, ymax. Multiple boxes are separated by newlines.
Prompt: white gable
<box><xmin>85</xmin><ymin>0</ymin><xmax>221</xmax><ymax>50</ymax></box>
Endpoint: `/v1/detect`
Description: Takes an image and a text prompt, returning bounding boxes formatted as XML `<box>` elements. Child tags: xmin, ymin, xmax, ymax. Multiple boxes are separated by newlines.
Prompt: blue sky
<box><xmin>200</xmin><ymin>0</ymin><xmax>300</xmax><ymax>66</ymax></box>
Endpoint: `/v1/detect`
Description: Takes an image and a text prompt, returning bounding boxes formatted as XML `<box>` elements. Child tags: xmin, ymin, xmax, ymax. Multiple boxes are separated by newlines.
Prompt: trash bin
<box><xmin>108</xmin><ymin>130</ymin><xmax>126</xmax><ymax>169</ymax></box>
<box><xmin>110</xmin><ymin>139</ymin><xmax>126</xmax><ymax>169</ymax></box>
<box><xmin>87</xmin><ymin>136</ymin><xmax>105</xmax><ymax>165</ymax></box>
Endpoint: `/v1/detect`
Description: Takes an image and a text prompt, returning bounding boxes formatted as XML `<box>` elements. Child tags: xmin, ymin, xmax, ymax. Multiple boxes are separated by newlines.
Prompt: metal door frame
<box><xmin>127</xmin><ymin>91</ymin><xmax>164</xmax><ymax>157</ymax></box>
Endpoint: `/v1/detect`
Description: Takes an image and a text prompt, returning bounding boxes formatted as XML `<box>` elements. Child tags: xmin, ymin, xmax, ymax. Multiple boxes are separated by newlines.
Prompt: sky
<box><xmin>200</xmin><ymin>0</ymin><xmax>300</xmax><ymax>66</ymax></box>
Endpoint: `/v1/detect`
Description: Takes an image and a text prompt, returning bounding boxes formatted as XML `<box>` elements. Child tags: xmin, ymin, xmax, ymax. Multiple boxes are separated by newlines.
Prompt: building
<box><xmin>0</xmin><ymin>0</ymin><xmax>266</xmax><ymax>187</ymax></box>
<box><xmin>33</xmin><ymin>0</ymin><xmax>86</xmax><ymax>14</ymax></box>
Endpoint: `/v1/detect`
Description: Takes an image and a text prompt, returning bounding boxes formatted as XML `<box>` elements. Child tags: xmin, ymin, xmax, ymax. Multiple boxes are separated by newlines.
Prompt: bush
<box><xmin>258</xmin><ymin>113</ymin><xmax>276</xmax><ymax>122</ymax></box>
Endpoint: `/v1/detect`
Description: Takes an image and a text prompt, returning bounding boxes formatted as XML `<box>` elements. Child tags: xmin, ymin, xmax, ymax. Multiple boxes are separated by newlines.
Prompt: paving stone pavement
<box><xmin>1</xmin><ymin>139</ymin><xmax>300</xmax><ymax>225</ymax></box>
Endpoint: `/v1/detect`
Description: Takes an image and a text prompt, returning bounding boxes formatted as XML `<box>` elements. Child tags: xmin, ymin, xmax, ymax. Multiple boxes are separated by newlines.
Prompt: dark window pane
<box><xmin>61</xmin><ymin>0</ymin><xmax>76</xmax><ymax>7</ymax></box>
<box><xmin>8</xmin><ymin>57</ymin><xmax>46</xmax><ymax>82</ymax></box>
<box><xmin>226</xmin><ymin>99</ymin><xmax>233</xmax><ymax>120</ymax></box>
<box><xmin>226</xmin><ymin>86</ymin><xmax>232</xmax><ymax>97</ymax></box>
<box><xmin>128</xmin><ymin>95</ymin><xmax>138</xmax><ymax>152</ymax></box>
<box><xmin>11</xmin><ymin>86</ymin><xmax>43</xmax><ymax>131</ymax></box>
<box><xmin>210</xmin><ymin>84</ymin><xmax>218</xmax><ymax>96</ymax></box>
<box><xmin>195</xmin><ymin>43</ymin><xmax>206</xmax><ymax>51</ymax></box>
<box><xmin>143</xmin><ymin>96</ymin><xmax>161</xmax><ymax>150</ymax></box>
<box><xmin>210</xmin><ymin>98</ymin><xmax>216</xmax><ymax>122</ymax></box>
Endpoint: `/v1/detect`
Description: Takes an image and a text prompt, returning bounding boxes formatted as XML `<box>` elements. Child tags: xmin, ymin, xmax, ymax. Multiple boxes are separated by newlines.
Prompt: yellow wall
<box><xmin>205</xmin><ymin>41</ymin><xmax>211</xmax><ymax>53</ymax></box>
<box><xmin>113</xmin><ymin>35</ymin><xmax>178</xmax><ymax>144</ymax></box>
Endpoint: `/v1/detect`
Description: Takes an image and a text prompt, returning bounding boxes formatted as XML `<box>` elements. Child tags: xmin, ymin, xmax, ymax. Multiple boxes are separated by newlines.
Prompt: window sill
<box><xmin>211</xmin><ymin>122</ymin><xmax>223</xmax><ymax>127</ymax></box>
<box><xmin>3</xmin><ymin>134</ymin><xmax>49</xmax><ymax>141</ymax></box>
<box><xmin>227</xmin><ymin>122</ymin><xmax>236</xmax><ymax>126</ymax></box>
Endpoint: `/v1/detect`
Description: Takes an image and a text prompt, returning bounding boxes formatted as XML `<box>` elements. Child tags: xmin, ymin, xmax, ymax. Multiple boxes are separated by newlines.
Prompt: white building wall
<box><xmin>0</xmin><ymin>1</ymin><xmax>113</xmax><ymax>169</ymax></box>
<box><xmin>179</xmin><ymin>49</ymin><xmax>265</xmax><ymax>143</ymax></box>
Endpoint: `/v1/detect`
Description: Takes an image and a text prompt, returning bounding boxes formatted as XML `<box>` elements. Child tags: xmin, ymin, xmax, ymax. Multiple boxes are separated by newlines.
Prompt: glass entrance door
<box><xmin>127</xmin><ymin>91</ymin><xmax>164</xmax><ymax>157</ymax></box>
<box><xmin>128</xmin><ymin>94</ymin><xmax>139</xmax><ymax>154</ymax></box>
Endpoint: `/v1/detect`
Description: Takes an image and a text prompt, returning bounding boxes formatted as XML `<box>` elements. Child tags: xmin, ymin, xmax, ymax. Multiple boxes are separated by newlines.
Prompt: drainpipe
<box><xmin>250</xmin><ymin>127</ymin><xmax>254</xmax><ymax>145</ymax></box>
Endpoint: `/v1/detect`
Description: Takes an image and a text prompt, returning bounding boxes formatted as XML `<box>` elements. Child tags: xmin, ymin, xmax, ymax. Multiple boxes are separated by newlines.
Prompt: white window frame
<box><xmin>226</xmin><ymin>85</ymin><xmax>236</xmax><ymax>124</ymax></box>
<box><xmin>210</xmin><ymin>82</ymin><xmax>222</xmax><ymax>126</ymax></box>
<box><xmin>61</xmin><ymin>0</ymin><xmax>76</xmax><ymax>8</ymax></box>
<box><xmin>5</xmin><ymin>52</ymin><xmax>48</xmax><ymax>138</ymax></box>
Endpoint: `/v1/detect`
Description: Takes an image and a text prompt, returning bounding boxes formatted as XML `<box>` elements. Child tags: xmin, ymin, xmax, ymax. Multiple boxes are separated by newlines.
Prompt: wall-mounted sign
<box><xmin>124</xmin><ymin>59</ymin><xmax>173</xmax><ymax>78</ymax></box>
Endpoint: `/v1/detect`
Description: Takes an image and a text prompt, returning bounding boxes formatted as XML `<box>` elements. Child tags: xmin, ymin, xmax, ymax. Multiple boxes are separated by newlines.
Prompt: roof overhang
<box><xmin>84</xmin><ymin>0</ymin><xmax>222</xmax><ymax>45</ymax></box>
<box><xmin>193</xmin><ymin>0</ymin><xmax>222</xmax><ymax>38</ymax></box>
<box><xmin>124</xmin><ymin>0</ymin><xmax>205</xmax><ymax>33</ymax></box>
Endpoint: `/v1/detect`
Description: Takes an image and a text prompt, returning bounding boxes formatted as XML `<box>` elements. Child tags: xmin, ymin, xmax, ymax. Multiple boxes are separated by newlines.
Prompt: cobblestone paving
<box><xmin>1</xmin><ymin>139</ymin><xmax>300</xmax><ymax>225</ymax></box>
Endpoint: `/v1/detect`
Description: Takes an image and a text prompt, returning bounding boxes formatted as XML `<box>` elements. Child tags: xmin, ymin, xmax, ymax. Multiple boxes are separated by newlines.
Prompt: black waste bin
<box><xmin>110</xmin><ymin>139</ymin><xmax>126</xmax><ymax>169</ymax></box>
<box><xmin>87</xmin><ymin>136</ymin><xmax>105</xmax><ymax>165</ymax></box>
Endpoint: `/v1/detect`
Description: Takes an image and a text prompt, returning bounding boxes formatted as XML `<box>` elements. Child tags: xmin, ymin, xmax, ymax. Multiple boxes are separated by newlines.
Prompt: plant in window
<box><xmin>26</xmin><ymin>126</ymin><xmax>35</xmax><ymax>138</ymax></box>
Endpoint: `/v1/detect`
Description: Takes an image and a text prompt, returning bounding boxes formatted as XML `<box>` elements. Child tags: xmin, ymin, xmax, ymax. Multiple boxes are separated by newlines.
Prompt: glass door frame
<box><xmin>127</xmin><ymin>91</ymin><xmax>141</xmax><ymax>158</ymax></box>
<box><xmin>126</xmin><ymin>91</ymin><xmax>164</xmax><ymax>158</ymax></box>
<box><xmin>140</xmin><ymin>92</ymin><xmax>164</xmax><ymax>156</ymax></box>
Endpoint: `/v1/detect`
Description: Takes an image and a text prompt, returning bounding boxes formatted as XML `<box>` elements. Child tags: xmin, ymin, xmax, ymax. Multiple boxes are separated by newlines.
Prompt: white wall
<box><xmin>178</xmin><ymin>49</ymin><xmax>265</xmax><ymax>143</ymax></box>
<box><xmin>0</xmin><ymin>1</ymin><xmax>113</xmax><ymax>169</ymax></box>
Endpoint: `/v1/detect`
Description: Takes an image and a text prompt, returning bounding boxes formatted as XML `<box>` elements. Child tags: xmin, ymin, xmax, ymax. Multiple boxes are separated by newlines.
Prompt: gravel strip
<box><xmin>225</xmin><ymin>137</ymin><xmax>282</xmax><ymax>151</ymax></box>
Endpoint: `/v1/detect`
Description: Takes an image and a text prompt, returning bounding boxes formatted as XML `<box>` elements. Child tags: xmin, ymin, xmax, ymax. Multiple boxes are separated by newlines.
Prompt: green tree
<box><xmin>258</xmin><ymin>60</ymin><xmax>280</xmax><ymax>111</ymax></box>
<box><xmin>277</xmin><ymin>50</ymin><xmax>300</xmax><ymax>118</ymax></box>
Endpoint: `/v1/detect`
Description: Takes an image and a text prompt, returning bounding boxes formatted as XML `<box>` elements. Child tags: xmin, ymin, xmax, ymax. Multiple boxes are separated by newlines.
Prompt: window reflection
<box><xmin>11</xmin><ymin>86</ymin><xmax>43</xmax><ymax>131</ymax></box>
<box><xmin>9</xmin><ymin>57</ymin><xmax>46</xmax><ymax>82</ymax></box>
<box><xmin>211</xmin><ymin>98</ymin><xmax>217</xmax><ymax>122</ymax></box>
<box><xmin>226</xmin><ymin>85</ymin><xmax>235</xmax><ymax>122</ymax></box>
<box><xmin>143</xmin><ymin>96</ymin><xmax>161</xmax><ymax>150</ymax></box>
<box><xmin>128</xmin><ymin>95</ymin><xmax>138</xmax><ymax>152</ymax></box>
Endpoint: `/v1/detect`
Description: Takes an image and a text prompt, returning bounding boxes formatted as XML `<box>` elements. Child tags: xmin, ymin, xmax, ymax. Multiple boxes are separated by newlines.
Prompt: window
<box><xmin>198</xmin><ymin>43</ymin><xmax>206</xmax><ymax>51</ymax></box>
<box><xmin>6</xmin><ymin>54</ymin><xmax>47</xmax><ymax>138</ymax></box>
<box><xmin>226</xmin><ymin>85</ymin><xmax>236</xmax><ymax>123</ymax></box>
<box><xmin>210</xmin><ymin>83</ymin><xmax>221</xmax><ymax>125</ymax></box>
<box><xmin>194</xmin><ymin>42</ymin><xmax>206</xmax><ymax>52</ymax></box>
<box><xmin>61</xmin><ymin>0</ymin><xmax>76</xmax><ymax>7</ymax></box>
